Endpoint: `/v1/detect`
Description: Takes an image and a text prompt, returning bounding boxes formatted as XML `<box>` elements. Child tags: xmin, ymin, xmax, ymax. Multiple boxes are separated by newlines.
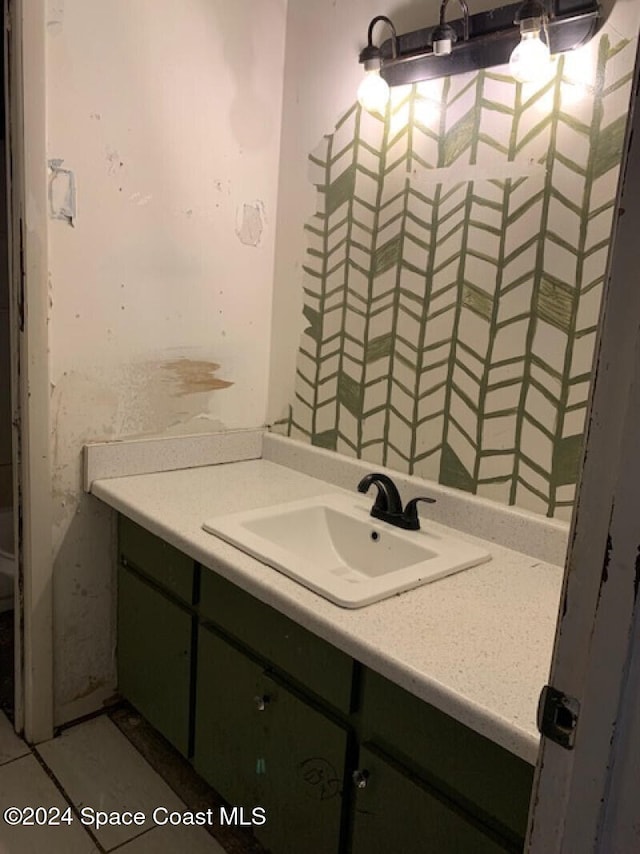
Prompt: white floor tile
<box><xmin>37</xmin><ymin>716</ymin><xmax>187</xmax><ymax>851</ymax></box>
<box><xmin>117</xmin><ymin>823</ymin><xmax>228</xmax><ymax>853</ymax></box>
<box><xmin>0</xmin><ymin>754</ymin><xmax>99</xmax><ymax>853</ymax></box>
<box><xmin>0</xmin><ymin>713</ymin><xmax>29</xmax><ymax>766</ymax></box>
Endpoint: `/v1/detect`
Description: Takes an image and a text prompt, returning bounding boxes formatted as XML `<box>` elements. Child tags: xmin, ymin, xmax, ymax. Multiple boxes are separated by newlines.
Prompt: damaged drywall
<box><xmin>50</xmin><ymin>356</ymin><xmax>234</xmax><ymax>723</ymax></box>
<box><xmin>47</xmin><ymin>1</ymin><xmax>65</xmax><ymax>35</ymax></box>
<box><xmin>161</xmin><ymin>359</ymin><xmax>233</xmax><ymax>395</ymax></box>
<box><xmin>50</xmin><ymin>360</ymin><xmax>233</xmax><ymax>533</ymax></box>
<box><xmin>48</xmin><ymin>159</ymin><xmax>76</xmax><ymax>225</ymax></box>
<box><xmin>236</xmin><ymin>201</ymin><xmax>265</xmax><ymax>246</ymax></box>
<box><xmin>51</xmin><ymin>357</ymin><xmax>233</xmax><ymax>498</ymax></box>
<box><xmin>105</xmin><ymin>145</ymin><xmax>124</xmax><ymax>178</ymax></box>
<box><xmin>46</xmin><ymin>0</ymin><xmax>286</xmax><ymax>727</ymax></box>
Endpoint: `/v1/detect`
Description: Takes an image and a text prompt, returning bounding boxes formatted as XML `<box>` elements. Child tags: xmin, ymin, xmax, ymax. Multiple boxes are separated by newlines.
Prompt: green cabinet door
<box><xmin>360</xmin><ymin>669</ymin><xmax>532</xmax><ymax>845</ymax></box>
<box><xmin>118</xmin><ymin>564</ymin><xmax>193</xmax><ymax>756</ymax></box>
<box><xmin>119</xmin><ymin>515</ymin><xmax>194</xmax><ymax>603</ymax></box>
<box><xmin>193</xmin><ymin>625</ymin><xmax>264</xmax><ymax>808</ymax></box>
<box><xmin>194</xmin><ymin>626</ymin><xmax>348</xmax><ymax>854</ymax></box>
<box><xmin>351</xmin><ymin>745</ymin><xmax>514</xmax><ymax>854</ymax></box>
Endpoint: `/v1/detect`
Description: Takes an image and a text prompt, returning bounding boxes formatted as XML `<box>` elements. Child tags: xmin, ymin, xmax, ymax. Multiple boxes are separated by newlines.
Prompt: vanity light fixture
<box><xmin>509</xmin><ymin>0</ymin><xmax>551</xmax><ymax>82</ymax></box>
<box><xmin>357</xmin><ymin>15</ymin><xmax>399</xmax><ymax>115</ymax></box>
<box><xmin>357</xmin><ymin>0</ymin><xmax>600</xmax><ymax>100</ymax></box>
<box><xmin>431</xmin><ymin>0</ymin><xmax>470</xmax><ymax>56</ymax></box>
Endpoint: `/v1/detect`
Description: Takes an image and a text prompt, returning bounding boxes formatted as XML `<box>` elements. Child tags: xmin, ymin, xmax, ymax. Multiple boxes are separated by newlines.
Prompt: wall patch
<box><xmin>48</xmin><ymin>159</ymin><xmax>76</xmax><ymax>226</ymax></box>
<box><xmin>236</xmin><ymin>202</ymin><xmax>265</xmax><ymax>247</ymax></box>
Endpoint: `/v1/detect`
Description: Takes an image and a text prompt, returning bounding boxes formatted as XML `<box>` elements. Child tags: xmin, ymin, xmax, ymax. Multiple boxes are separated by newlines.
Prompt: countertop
<box><xmin>91</xmin><ymin>450</ymin><xmax>565</xmax><ymax>765</ymax></box>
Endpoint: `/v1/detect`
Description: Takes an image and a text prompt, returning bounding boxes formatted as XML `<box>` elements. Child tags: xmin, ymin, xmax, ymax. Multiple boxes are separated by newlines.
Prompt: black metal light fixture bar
<box><xmin>363</xmin><ymin>0</ymin><xmax>600</xmax><ymax>87</ymax></box>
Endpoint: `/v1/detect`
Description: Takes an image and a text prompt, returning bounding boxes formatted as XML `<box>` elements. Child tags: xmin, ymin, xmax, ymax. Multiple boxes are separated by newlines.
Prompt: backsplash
<box><xmin>275</xmin><ymin>29</ymin><xmax>635</xmax><ymax>520</ymax></box>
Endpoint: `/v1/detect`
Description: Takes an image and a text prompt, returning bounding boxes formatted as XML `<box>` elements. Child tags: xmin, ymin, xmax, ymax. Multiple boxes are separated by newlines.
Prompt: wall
<box><xmin>46</xmin><ymin>0</ymin><xmax>286</xmax><ymax>724</ymax></box>
<box><xmin>0</xmin><ymin>11</ymin><xmax>11</xmax><ymax>514</ymax></box>
<box><xmin>0</xmin><ymin>138</ymin><xmax>11</xmax><ymax>512</ymax></box>
<box><xmin>269</xmin><ymin>0</ymin><xmax>640</xmax><ymax>521</ymax></box>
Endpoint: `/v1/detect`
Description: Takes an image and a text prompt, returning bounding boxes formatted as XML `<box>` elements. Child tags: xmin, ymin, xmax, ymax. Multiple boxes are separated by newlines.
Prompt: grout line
<box><xmin>0</xmin><ymin>749</ymin><xmax>31</xmax><ymax>769</ymax></box>
<box><xmin>54</xmin><ymin>701</ymin><xmax>121</xmax><ymax>736</ymax></box>
<box><xmin>108</xmin><ymin>825</ymin><xmax>159</xmax><ymax>851</ymax></box>
<box><xmin>2</xmin><ymin>707</ymin><xmax>234</xmax><ymax>852</ymax></box>
<box><xmin>29</xmin><ymin>745</ymin><xmax>108</xmax><ymax>853</ymax></box>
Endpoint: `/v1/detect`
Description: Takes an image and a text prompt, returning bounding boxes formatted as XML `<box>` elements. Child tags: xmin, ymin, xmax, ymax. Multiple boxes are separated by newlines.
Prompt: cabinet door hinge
<box><xmin>537</xmin><ymin>684</ymin><xmax>580</xmax><ymax>749</ymax></box>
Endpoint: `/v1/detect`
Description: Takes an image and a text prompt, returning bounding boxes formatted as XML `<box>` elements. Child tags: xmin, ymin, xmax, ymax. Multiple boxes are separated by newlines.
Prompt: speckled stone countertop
<box><xmin>90</xmin><ymin>441</ymin><xmax>565</xmax><ymax>765</ymax></box>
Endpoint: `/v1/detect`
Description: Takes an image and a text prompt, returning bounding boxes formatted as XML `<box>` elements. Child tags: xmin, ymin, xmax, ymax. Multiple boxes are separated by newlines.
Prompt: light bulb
<box><xmin>357</xmin><ymin>69</ymin><xmax>390</xmax><ymax>116</ymax></box>
<box><xmin>510</xmin><ymin>25</ymin><xmax>551</xmax><ymax>83</ymax></box>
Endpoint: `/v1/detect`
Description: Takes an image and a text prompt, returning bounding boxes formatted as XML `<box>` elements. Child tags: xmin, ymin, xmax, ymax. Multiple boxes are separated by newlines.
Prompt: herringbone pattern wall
<box><xmin>277</xmin><ymin>32</ymin><xmax>635</xmax><ymax>519</ymax></box>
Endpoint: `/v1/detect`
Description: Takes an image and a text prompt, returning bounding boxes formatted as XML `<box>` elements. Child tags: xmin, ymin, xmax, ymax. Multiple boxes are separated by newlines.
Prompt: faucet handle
<box><xmin>403</xmin><ymin>496</ymin><xmax>436</xmax><ymax>531</ymax></box>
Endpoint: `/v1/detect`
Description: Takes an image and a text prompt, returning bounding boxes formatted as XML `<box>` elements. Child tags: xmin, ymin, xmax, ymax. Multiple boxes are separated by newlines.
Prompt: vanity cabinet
<box><xmin>117</xmin><ymin>517</ymin><xmax>196</xmax><ymax>757</ymax></box>
<box><xmin>195</xmin><ymin>627</ymin><xmax>349</xmax><ymax>854</ymax></box>
<box><xmin>116</xmin><ymin>514</ymin><xmax>533</xmax><ymax>854</ymax></box>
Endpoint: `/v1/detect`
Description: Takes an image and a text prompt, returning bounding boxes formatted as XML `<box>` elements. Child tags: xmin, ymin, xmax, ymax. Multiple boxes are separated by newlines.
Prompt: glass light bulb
<box><xmin>357</xmin><ymin>69</ymin><xmax>390</xmax><ymax>116</ymax></box>
<box><xmin>510</xmin><ymin>30</ymin><xmax>551</xmax><ymax>83</ymax></box>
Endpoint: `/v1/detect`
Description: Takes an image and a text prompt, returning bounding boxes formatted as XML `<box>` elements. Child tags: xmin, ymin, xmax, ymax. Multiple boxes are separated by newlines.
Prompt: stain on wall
<box><xmin>46</xmin><ymin>0</ymin><xmax>286</xmax><ymax>727</ymax></box>
<box><xmin>50</xmin><ymin>355</ymin><xmax>232</xmax><ymax>720</ymax></box>
<box><xmin>161</xmin><ymin>359</ymin><xmax>233</xmax><ymax>395</ymax></box>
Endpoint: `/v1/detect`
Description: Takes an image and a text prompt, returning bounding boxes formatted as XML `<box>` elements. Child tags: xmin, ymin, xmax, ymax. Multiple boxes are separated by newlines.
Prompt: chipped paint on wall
<box><xmin>50</xmin><ymin>355</ymin><xmax>232</xmax><ymax>722</ymax></box>
<box><xmin>50</xmin><ymin>355</ymin><xmax>232</xmax><ymax>514</ymax></box>
<box><xmin>47</xmin><ymin>1</ymin><xmax>64</xmax><ymax>35</ymax></box>
<box><xmin>128</xmin><ymin>192</ymin><xmax>153</xmax><ymax>206</ymax></box>
<box><xmin>51</xmin><ymin>358</ymin><xmax>233</xmax><ymax>493</ymax></box>
<box><xmin>236</xmin><ymin>201</ymin><xmax>265</xmax><ymax>246</ymax></box>
<box><xmin>105</xmin><ymin>146</ymin><xmax>124</xmax><ymax>177</ymax></box>
<box><xmin>50</xmin><ymin>358</ymin><xmax>230</xmax><ymax>541</ymax></box>
<box><xmin>161</xmin><ymin>359</ymin><xmax>233</xmax><ymax>396</ymax></box>
<box><xmin>48</xmin><ymin>159</ymin><xmax>76</xmax><ymax>225</ymax></box>
<box><xmin>46</xmin><ymin>0</ymin><xmax>286</xmax><ymax>727</ymax></box>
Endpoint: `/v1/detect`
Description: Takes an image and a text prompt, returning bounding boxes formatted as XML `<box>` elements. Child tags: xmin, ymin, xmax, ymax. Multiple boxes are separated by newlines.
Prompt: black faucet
<box><xmin>357</xmin><ymin>473</ymin><xmax>403</xmax><ymax>518</ymax></box>
<box><xmin>357</xmin><ymin>473</ymin><xmax>436</xmax><ymax>531</ymax></box>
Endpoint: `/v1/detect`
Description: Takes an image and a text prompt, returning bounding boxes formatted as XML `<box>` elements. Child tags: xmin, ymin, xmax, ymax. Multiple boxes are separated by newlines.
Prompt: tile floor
<box><xmin>0</xmin><ymin>711</ymin><xmax>227</xmax><ymax>853</ymax></box>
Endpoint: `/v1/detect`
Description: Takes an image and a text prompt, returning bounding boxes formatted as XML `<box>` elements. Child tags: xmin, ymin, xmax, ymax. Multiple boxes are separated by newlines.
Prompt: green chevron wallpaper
<box><xmin>276</xmin><ymin>31</ymin><xmax>636</xmax><ymax>520</ymax></box>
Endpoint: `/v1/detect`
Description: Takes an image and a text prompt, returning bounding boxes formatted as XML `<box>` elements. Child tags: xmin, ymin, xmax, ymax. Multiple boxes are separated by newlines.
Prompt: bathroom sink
<box><xmin>202</xmin><ymin>493</ymin><xmax>490</xmax><ymax>608</ymax></box>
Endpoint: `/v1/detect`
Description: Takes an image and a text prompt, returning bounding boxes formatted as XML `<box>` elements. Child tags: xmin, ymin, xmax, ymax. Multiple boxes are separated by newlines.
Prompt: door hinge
<box><xmin>537</xmin><ymin>684</ymin><xmax>580</xmax><ymax>749</ymax></box>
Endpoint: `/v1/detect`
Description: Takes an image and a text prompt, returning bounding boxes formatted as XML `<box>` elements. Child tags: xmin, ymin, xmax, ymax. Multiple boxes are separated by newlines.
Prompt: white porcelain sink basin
<box><xmin>202</xmin><ymin>493</ymin><xmax>490</xmax><ymax>608</ymax></box>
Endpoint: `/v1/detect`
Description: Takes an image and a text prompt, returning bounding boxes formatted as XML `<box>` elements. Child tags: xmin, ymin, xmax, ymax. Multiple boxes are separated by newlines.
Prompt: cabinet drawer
<box><xmin>352</xmin><ymin>744</ymin><xmax>512</xmax><ymax>854</ymax></box>
<box><xmin>361</xmin><ymin>669</ymin><xmax>533</xmax><ymax>845</ymax></box>
<box><xmin>119</xmin><ymin>515</ymin><xmax>194</xmax><ymax>603</ymax></box>
<box><xmin>199</xmin><ymin>568</ymin><xmax>353</xmax><ymax>714</ymax></box>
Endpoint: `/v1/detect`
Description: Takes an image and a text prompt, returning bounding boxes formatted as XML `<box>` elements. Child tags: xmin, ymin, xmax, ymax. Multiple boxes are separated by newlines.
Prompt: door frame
<box><xmin>6</xmin><ymin>0</ymin><xmax>53</xmax><ymax>743</ymax></box>
<box><xmin>527</xmin><ymin>38</ymin><xmax>640</xmax><ymax>853</ymax></box>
